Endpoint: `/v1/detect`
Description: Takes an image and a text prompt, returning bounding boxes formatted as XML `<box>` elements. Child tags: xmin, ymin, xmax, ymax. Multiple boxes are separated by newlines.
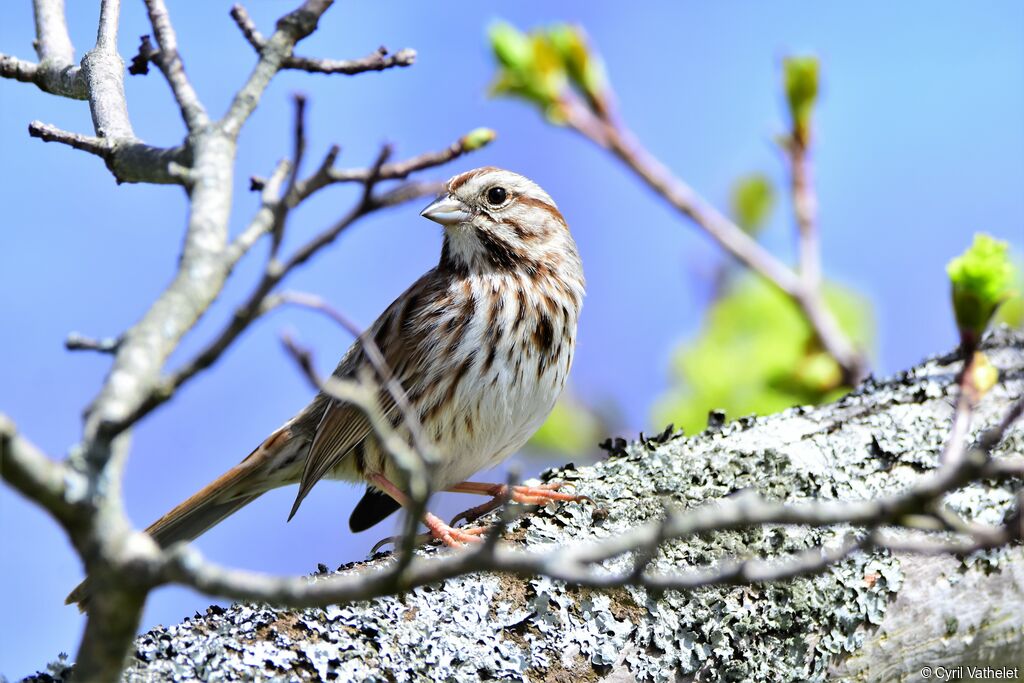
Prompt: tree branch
<box><xmin>139</xmin><ymin>346</ymin><xmax>1024</xmax><ymax>613</ymax></box>
<box><xmin>16</xmin><ymin>0</ymin><xmax>88</xmax><ymax>98</ymax></box>
<box><xmin>230</xmin><ymin>4</ymin><xmax>416</xmax><ymax>75</ymax></box>
<box><xmin>0</xmin><ymin>415</ymin><xmax>80</xmax><ymax>527</ymax></box>
<box><xmin>141</xmin><ymin>0</ymin><xmax>208</xmax><ymax>131</ymax></box>
<box><xmin>220</xmin><ymin>0</ymin><xmax>334</xmax><ymax>139</ymax></box>
<box><xmin>65</xmin><ymin>333</ymin><xmax>121</xmax><ymax>354</ymax></box>
<box><xmin>558</xmin><ymin>91</ymin><xmax>867</xmax><ymax>384</ymax></box>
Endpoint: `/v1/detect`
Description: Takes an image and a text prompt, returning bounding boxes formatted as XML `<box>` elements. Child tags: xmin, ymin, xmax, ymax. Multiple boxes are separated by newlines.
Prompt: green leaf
<box><xmin>730</xmin><ymin>174</ymin><xmax>776</xmax><ymax>235</ymax></box>
<box><xmin>487</xmin><ymin>20</ymin><xmax>608</xmax><ymax>122</ymax></box>
<box><xmin>548</xmin><ymin>24</ymin><xmax>607</xmax><ymax>107</ymax></box>
<box><xmin>947</xmin><ymin>234</ymin><xmax>1017</xmax><ymax>343</ymax></box>
<box><xmin>783</xmin><ymin>55</ymin><xmax>819</xmax><ymax>142</ymax></box>
<box><xmin>489</xmin><ymin>22</ymin><xmax>533</xmax><ymax>72</ymax></box>
<box><xmin>653</xmin><ymin>274</ymin><xmax>872</xmax><ymax>435</ymax></box>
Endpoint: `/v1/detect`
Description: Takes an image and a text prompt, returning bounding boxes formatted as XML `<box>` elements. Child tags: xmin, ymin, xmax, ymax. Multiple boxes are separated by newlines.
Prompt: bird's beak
<box><xmin>420</xmin><ymin>195</ymin><xmax>472</xmax><ymax>226</ymax></box>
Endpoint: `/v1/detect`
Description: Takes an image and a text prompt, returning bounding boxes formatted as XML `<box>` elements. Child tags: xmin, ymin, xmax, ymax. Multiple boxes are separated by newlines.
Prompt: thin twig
<box><xmin>28</xmin><ymin>120</ymin><xmax>110</xmax><ymax>157</ymax></box>
<box><xmin>787</xmin><ymin>136</ymin><xmax>821</xmax><ymax>290</ymax></box>
<box><xmin>559</xmin><ymin>93</ymin><xmax>867</xmax><ymax>384</ymax></box>
<box><xmin>142</xmin><ymin>0</ymin><xmax>208</xmax><ymax>130</ymax></box>
<box><xmin>66</xmin><ymin>333</ymin><xmax>121</xmax><ymax>354</ymax></box>
<box><xmin>230</xmin><ymin>4</ymin><xmax>415</xmax><ymax>76</ymax></box>
<box><xmin>268</xmin><ymin>291</ymin><xmax>434</xmax><ymax>468</ymax></box>
<box><xmin>271</xmin><ymin>94</ymin><xmax>308</xmax><ymax>257</ymax></box>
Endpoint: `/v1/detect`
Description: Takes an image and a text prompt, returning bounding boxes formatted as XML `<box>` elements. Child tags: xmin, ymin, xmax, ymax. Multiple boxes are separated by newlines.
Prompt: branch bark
<box><xmin>25</xmin><ymin>328</ymin><xmax>1024</xmax><ymax>682</ymax></box>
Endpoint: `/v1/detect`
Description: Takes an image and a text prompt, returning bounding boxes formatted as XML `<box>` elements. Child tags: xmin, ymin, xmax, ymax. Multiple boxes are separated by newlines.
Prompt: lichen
<box><xmin>26</xmin><ymin>329</ymin><xmax>1024</xmax><ymax>682</ymax></box>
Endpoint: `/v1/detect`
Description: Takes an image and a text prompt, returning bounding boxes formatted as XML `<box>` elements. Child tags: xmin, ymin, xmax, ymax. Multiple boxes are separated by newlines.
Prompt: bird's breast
<box><xmin>415</xmin><ymin>272</ymin><xmax>580</xmax><ymax>487</ymax></box>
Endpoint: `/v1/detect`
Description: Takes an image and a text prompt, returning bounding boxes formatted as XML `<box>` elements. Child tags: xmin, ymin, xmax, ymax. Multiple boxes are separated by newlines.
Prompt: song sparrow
<box><xmin>68</xmin><ymin>167</ymin><xmax>586</xmax><ymax>607</ymax></box>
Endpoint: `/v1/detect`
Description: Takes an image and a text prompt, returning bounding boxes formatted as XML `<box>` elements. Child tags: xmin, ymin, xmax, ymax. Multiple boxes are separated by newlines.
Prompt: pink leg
<box><xmin>368</xmin><ymin>473</ymin><xmax>484</xmax><ymax>549</ymax></box>
<box><xmin>447</xmin><ymin>481</ymin><xmax>590</xmax><ymax>526</ymax></box>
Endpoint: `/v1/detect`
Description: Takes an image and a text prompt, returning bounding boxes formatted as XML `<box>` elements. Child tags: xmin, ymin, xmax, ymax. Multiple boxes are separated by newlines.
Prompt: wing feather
<box><xmin>287</xmin><ymin>271</ymin><xmax>439</xmax><ymax>520</ymax></box>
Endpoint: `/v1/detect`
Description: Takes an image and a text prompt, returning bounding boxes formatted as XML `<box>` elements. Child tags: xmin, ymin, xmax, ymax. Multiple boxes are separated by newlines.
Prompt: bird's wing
<box><xmin>287</xmin><ymin>271</ymin><xmax>439</xmax><ymax>521</ymax></box>
<box><xmin>286</xmin><ymin>399</ymin><xmax>384</xmax><ymax>521</ymax></box>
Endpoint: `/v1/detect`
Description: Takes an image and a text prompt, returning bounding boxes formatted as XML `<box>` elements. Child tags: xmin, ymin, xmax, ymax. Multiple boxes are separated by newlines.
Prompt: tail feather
<box><xmin>66</xmin><ymin>427</ymin><xmax>294</xmax><ymax>611</ymax></box>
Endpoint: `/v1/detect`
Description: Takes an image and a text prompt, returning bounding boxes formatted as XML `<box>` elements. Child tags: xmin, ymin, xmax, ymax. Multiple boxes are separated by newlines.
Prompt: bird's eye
<box><xmin>486</xmin><ymin>186</ymin><xmax>507</xmax><ymax>205</ymax></box>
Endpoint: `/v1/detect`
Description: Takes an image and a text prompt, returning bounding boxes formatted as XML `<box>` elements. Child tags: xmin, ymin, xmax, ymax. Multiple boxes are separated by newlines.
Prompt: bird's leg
<box><xmin>367</xmin><ymin>473</ymin><xmax>484</xmax><ymax>550</ymax></box>
<box><xmin>447</xmin><ymin>481</ymin><xmax>589</xmax><ymax>527</ymax></box>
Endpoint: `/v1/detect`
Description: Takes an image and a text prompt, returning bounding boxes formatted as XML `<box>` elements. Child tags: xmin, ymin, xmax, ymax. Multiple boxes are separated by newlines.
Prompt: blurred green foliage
<box><xmin>730</xmin><ymin>174</ymin><xmax>776</xmax><ymax>235</ymax></box>
<box><xmin>488</xmin><ymin>21</ymin><xmax>606</xmax><ymax>122</ymax></box>
<box><xmin>994</xmin><ymin>259</ymin><xmax>1023</xmax><ymax>329</ymax></box>
<box><xmin>653</xmin><ymin>273</ymin><xmax>873</xmax><ymax>435</ymax></box>
<box><xmin>947</xmin><ymin>234</ymin><xmax>1017</xmax><ymax>344</ymax></box>
<box><xmin>527</xmin><ymin>392</ymin><xmax>605</xmax><ymax>456</ymax></box>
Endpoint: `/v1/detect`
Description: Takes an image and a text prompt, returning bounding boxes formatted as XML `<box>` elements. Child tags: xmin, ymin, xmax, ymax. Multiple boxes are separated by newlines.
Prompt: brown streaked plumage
<box><xmin>66</xmin><ymin>167</ymin><xmax>586</xmax><ymax>610</ymax></box>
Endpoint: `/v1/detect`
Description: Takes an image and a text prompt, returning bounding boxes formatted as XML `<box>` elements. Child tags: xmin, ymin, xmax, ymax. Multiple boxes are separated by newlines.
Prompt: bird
<box><xmin>67</xmin><ymin>167</ymin><xmax>587</xmax><ymax>608</ymax></box>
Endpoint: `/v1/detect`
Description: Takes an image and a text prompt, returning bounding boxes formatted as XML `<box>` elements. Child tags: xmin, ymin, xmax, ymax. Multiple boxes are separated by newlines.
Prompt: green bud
<box><xmin>783</xmin><ymin>56</ymin><xmax>819</xmax><ymax>143</ymax></box>
<box><xmin>460</xmin><ymin>127</ymin><xmax>496</xmax><ymax>152</ymax></box>
<box><xmin>730</xmin><ymin>174</ymin><xmax>776</xmax><ymax>234</ymax></box>
<box><xmin>947</xmin><ymin>233</ymin><xmax>1016</xmax><ymax>345</ymax></box>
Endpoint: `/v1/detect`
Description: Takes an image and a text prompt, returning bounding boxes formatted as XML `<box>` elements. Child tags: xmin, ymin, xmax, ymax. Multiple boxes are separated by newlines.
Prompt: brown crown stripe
<box><xmin>447</xmin><ymin>166</ymin><xmax>501</xmax><ymax>192</ymax></box>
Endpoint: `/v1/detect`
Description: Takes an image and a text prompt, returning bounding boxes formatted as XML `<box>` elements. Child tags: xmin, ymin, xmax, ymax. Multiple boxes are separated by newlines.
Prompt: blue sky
<box><xmin>2</xmin><ymin>2</ymin><xmax>1022</xmax><ymax>678</ymax></box>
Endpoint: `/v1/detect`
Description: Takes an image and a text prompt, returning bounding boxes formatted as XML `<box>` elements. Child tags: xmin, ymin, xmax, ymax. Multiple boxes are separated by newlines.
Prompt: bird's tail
<box><xmin>65</xmin><ymin>426</ymin><xmax>297</xmax><ymax>611</ymax></box>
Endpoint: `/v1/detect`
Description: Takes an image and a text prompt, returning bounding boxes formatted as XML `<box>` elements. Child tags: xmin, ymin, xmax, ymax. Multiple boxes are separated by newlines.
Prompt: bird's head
<box><xmin>420</xmin><ymin>167</ymin><xmax>580</xmax><ymax>278</ymax></box>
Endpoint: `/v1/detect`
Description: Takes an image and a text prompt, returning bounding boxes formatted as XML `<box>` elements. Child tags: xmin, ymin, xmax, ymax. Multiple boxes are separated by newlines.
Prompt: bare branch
<box><xmin>271</xmin><ymin>94</ymin><xmax>308</xmax><ymax>257</ymax></box>
<box><xmin>0</xmin><ymin>53</ymin><xmax>41</xmax><ymax>83</ymax></box>
<box><xmin>296</xmin><ymin>128</ymin><xmax>496</xmax><ymax>199</ymax></box>
<box><xmin>228</xmin><ymin>4</ymin><xmax>264</xmax><ymax>51</ymax></box>
<box><xmin>226</xmin><ymin>159</ymin><xmax>292</xmax><ymax>267</ymax></box>
<box><xmin>786</xmin><ymin>136</ymin><xmax>821</xmax><ymax>290</ymax></box>
<box><xmin>28</xmin><ymin>120</ymin><xmax>110</xmax><ymax>157</ymax></box>
<box><xmin>141</xmin><ymin>0</ymin><xmax>209</xmax><ymax>130</ymax></box>
<box><xmin>270</xmin><ymin>289</ymin><xmax>435</xmax><ymax>469</ymax></box>
<box><xmin>28</xmin><ymin>120</ymin><xmax>191</xmax><ymax>185</ymax></box>
<box><xmin>230</xmin><ymin>4</ymin><xmax>415</xmax><ymax>76</ymax></box>
<box><xmin>221</xmin><ymin>0</ymin><xmax>334</xmax><ymax>139</ymax></box>
<box><xmin>288</xmin><ymin>46</ymin><xmax>416</xmax><ymax>75</ymax></box>
<box><xmin>100</xmin><ymin>176</ymin><xmax>439</xmax><ymax>437</ymax></box>
<box><xmin>0</xmin><ymin>415</ymin><xmax>79</xmax><ymax>526</ymax></box>
<box><xmin>17</xmin><ymin>0</ymin><xmax>88</xmax><ymax>98</ymax></box>
<box><xmin>558</xmin><ymin>91</ymin><xmax>867</xmax><ymax>384</ymax></box>
<box><xmin>80</xmin><ymin>0</ymin><xmax>133</xmax><ymax>140</ymax></box>
<box><xmin>66</xmin><ymin>333</ymin><xmax>121</xmax><ymax>354</ymax></box>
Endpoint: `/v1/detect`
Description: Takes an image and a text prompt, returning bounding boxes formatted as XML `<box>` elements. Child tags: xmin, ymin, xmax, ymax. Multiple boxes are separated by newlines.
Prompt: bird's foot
<box><xmin>450</xmin><ymin>482</ymin><xmax>590</xmax><ymax>527</ymax></box>
<box><xmin>510</xmin><ymin>482</ymin><xmax>589</xmax><ymax>506</ymax></box>
<box><xmin>369</xmin><ymin>513</ymin><xmax>487</xmax><ymax>554</ymax></box>
<box><xmin>424</xmin><ymin>512</ymin><xmax>485</xmax><ymax>547</ymax></box>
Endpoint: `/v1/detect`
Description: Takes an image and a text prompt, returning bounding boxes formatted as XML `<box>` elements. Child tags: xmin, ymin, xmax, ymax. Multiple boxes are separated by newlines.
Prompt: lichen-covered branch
<box><xmin>32</xmin><ymin>328</ymin><xmax>1021</xmax><ymax>682</ymax></box>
